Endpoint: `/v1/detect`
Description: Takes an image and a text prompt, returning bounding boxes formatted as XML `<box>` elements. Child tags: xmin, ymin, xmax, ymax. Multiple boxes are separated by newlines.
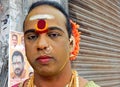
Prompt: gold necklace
<box><xmin>65</xmin><ymin>70</ymin><xmax>79</xmax><ymax>87</ymax></box>
<box><xmin>27</xmin><ymin>70</ymin><xmax>79</xmax><ymax>87</ymax></box>
<box><xmin>27</xmin><ymin>75</ymin><xmax>36</xmax><ymax>87</ymax></box>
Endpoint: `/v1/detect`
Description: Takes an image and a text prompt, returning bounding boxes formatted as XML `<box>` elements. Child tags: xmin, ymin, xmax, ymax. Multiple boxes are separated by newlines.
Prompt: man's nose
<box><xmin>36</xmin><ymin>35</ymin><xmax>49</xmax><ymax>51</ymax></box>
<box><xmin>15</xmin><ymin>63</ymin><xmax>19</xmax><ymax>68</ymax></box>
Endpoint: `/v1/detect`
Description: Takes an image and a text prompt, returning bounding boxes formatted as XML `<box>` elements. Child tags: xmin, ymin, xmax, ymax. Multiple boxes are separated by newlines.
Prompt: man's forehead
<box><xmin>29</xmin><ymin>14</ymin><xmax>55</xmax><ymax>21</ymax></box>
<box><xmin>24</xmin><ymin>5</ymin><xmax>66</xmax><ymax>33</ymax></box>
<box><xmin>27</xmin><ymin>5</ymin><xmax>65</xmax><ymax>21</ymax></box>
<box><xmin>12</xmin><ymin>36</ymin><xmax>17</xmax><ymax>38</ymax></box>
<box><xmin>13</xmin><ymin>55</ymin><xmax>22</xmax><ymax>60</ymax></box>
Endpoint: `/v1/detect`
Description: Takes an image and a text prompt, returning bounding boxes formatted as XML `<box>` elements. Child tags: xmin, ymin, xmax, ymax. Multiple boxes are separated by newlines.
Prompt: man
<box><xmin>11</xmin><ymin>51</ymin><xmax>26</xmax><ymax>86</ymax></box>
<box><xmin>11</xmin><ymin>34</ymin><xmax>18</xmax><ymax>48</ymax></box>
<box><xmin>19</xmin><ymin>35</ymin><xmax>25</xmax><ymax>51</ymax></box>
<box><xmin>12</xmin><ymin>1</ymin><xmax>100</xmax><ymax>87</ymax></box>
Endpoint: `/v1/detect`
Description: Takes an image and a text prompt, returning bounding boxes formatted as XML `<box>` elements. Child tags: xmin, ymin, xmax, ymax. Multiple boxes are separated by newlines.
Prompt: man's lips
<box><xmin>36</xmin><ymin>56</ymin><xmax>52</xmax><ymax>64</ymax></box>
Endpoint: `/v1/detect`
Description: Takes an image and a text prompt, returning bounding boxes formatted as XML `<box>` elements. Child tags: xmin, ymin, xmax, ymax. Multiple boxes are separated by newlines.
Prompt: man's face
<box><xmin>12</xmin><ymin>55</ymin><xmax>24</xmax><ymax>77</ymax></box>
<box><xmin>24</xmin><ymin>5</ymin><xmax>73</xmax><ymax>76</ymax></box>
<box><xmin>12</xmin><ymin>35</ymin><xmax>18</xmax><ymax>47</ymax></box>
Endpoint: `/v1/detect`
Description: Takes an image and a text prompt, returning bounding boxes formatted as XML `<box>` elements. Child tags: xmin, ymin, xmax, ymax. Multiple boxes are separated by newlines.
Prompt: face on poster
<box><xmin>10</xmin><ymin>31</ymin><xmax>33</xmax><ymax>86</ymax></box>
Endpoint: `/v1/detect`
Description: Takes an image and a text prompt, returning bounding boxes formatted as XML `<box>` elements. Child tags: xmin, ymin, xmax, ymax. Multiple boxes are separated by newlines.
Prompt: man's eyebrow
<box><xmin>48</xmin><ymin>27</ymin><xmax>64</xmax><ymax>33</ymax></box>
<box><xmin>24</xmin><ymin>27</ymin><xmax>64</xmax><ymax>34</ymax></box>
<box><xmin>24</xmin><ymin>29</ymin><xmax>35</xmax><ymax>34</ymax></box>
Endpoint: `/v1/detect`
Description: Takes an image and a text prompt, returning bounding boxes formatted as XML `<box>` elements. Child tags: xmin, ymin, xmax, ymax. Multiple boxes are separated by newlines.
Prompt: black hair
<box><xmin>12</xmin><ymin>34</ymin><xmax>18</xmax><ymax>39</ymax></box>
<box><xmin>12</xmin><ymin>51</ymin><xmax>24</xmax><ymax>62</ymax></box>
<box><xmin>23</xmin><ymin>1</ymin><xmax>72</xmax><ymax>38</ymax></box>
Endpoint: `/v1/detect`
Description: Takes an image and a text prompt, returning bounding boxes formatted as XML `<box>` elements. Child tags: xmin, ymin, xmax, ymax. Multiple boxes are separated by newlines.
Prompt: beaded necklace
<box><xmin>26</xmin><ymin>70</ymin><xmax>79</xmax><ymax>87</ymax></box>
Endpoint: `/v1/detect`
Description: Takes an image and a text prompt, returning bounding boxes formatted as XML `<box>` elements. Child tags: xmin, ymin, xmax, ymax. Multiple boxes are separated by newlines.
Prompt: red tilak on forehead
<box><xmin>35</xmin><ymin>19</ymin><xmax>48</xmax><ymax>34</ymax></box>
<box><xmin>37</xmin><ymin>20</ymin><xmax>46</xmax><ymax>29</ymax></box>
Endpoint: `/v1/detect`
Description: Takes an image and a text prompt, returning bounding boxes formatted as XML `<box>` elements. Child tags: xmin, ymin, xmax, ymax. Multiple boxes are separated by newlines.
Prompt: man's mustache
<box><xmin>15</xmin><ymin>68</ymin><xmax>20</xmax><ymax>71</ymax></box>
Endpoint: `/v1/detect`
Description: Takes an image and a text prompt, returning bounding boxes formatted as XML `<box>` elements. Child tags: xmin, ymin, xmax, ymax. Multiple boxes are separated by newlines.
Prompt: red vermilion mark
<box><xmin>35</xmin><ymin>19</ymin><xmax>48</xmax><ymax>34</ymax></box>
<box><xmin>37</xmin><ymin>20</ymin><xmax>46</xmax><ymax>29</ymax></box>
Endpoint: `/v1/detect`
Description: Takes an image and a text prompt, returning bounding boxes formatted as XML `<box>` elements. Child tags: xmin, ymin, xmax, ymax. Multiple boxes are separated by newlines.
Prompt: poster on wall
<box><xmin>10</xmin><ymin>31</ymin><xmax>33</xmax><ymax>86</ymax></box>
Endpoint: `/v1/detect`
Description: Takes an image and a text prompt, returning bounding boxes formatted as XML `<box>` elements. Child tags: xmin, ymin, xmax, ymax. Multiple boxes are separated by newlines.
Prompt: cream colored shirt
<box><xmin>85</xmin><ymin>81</ymin><xmax>100</xmax><ymax>87</ymax></box>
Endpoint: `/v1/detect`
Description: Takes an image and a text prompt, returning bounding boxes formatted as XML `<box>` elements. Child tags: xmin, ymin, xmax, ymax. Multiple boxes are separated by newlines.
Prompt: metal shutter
<box><xmin>69</xmin><ymin>0</ymin><xmax>120</xmax><ymax>87</ymax></box>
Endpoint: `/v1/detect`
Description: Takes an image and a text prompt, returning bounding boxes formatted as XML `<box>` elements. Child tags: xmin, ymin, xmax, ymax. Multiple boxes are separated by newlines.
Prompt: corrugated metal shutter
<box><xmin>69</xmin><ymin>0</ymin><xmax>120</xmax><ymax>87</ymax></box>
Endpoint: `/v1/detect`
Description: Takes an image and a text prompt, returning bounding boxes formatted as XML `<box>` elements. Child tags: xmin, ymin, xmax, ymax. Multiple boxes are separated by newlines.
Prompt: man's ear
<box><xmin>69</xmin><ymin>35</ymin><xmax>75</xmax><ymax>52</ymax></box>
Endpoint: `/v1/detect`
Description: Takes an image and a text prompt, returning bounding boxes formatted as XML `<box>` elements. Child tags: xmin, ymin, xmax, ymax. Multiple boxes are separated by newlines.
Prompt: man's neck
<box><xmin>34</xmin><ymin>62</ymin><xmax>72</xmax><ymax>87</ymax></box>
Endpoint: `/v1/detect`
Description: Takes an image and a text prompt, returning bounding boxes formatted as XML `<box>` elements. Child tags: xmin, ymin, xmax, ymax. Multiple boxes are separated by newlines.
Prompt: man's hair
<box><xmin>12</xmin><ymin>51</ymin><xmax>24</xmax><ymax>62</ymax></box>
<box><xmin>23</xmin><ymin>1</ymin><xmax>72</xmax><ymax>38</ymax></box>
<box><xmin>12</xmin><ymin>34</ymin><xmax>18</xmax><ymax>39</ymax></box>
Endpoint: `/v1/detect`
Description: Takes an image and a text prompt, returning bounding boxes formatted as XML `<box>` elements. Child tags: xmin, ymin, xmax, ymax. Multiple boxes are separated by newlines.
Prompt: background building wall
<box><xmin>0</xmin><ymin>0</ymin><xmax>9</xmax><ymax>87</ymax></box>
<box><xmin>69</xmin><ymin>0</ymin><xmax>120</xmax><ymax>87</ymax></box>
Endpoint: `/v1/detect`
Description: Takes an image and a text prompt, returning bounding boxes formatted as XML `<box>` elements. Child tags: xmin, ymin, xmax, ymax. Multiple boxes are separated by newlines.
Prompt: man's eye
<box><xmin>48</xmin><ymin>33</ymin><xmax>61</xmax><ymax>38</ymax></box>
<box><xmin>27</xmin><ymin>35</ymin><xmax>38</xmax><ymax>40</ymax></box>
